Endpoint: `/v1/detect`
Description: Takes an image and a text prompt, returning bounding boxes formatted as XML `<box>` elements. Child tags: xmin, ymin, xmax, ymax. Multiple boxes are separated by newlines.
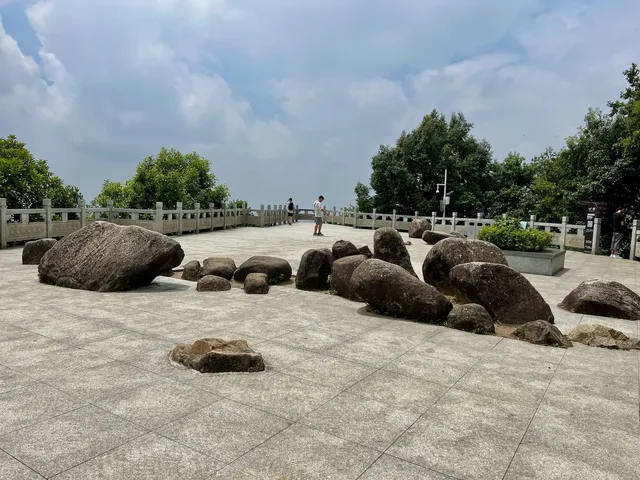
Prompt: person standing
<box><xmin>313</xmin><ymin>195</ymin><xmax>327</xmax><ymax>236</ymax></box>
<box><xmin>610</xmin><ymin>207</ymin><xmax>626</xmax><ymax>259</ymax></box>
<box><xmin>285</xmin><ymin>198</ymin><xmax>295</xmax><ymax>225</ymax></box>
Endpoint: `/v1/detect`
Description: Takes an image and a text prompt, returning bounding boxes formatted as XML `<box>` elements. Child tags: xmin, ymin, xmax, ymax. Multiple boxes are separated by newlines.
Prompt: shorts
<box><xmin>611</xmin><ymin>232</ymin><xmax>624</xmax><ymax>252</ymax></box>
<box><xmin>314</xmin><ymin>217</ymin><xmax>323</xmax><ymax>225</ymax></box>
<box><xmin>287</xmin><ymin>212</ymin><xmax>293</xmax><ymax>216</ymax></box>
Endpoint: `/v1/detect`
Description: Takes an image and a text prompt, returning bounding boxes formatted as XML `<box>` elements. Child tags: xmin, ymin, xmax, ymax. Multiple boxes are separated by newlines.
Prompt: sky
<box><xmin>1</xmin><ymin>0</ymin><xmax>639</xmax><ymax>210</ymax></box>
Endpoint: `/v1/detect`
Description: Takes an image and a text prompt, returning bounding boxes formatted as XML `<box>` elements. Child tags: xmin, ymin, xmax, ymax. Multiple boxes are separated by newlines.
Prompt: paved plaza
<box><xmin>0</xmin><ymin>223</ymin><xmax>638</xmax><ymax>479</ymax></box>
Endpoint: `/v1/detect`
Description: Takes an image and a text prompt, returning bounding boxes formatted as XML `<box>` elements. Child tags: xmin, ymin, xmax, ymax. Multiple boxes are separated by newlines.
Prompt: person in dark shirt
<box><xmin>610</xmin><ymin>207</ymin><xmax>626</xmax><ymax>259</ymax></box>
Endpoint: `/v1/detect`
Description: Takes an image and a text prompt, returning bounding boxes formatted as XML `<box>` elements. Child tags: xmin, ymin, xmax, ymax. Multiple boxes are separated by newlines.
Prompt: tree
<box><xmin>0</xmin><ymin>134</ymin><xmax>82</xmax><ymax>208</ymax></box>
<box><xmin>485</xmin><ymin>153</ymin><xmax>535</xmax><ymax>219</ymax></box>
<box><xmin>90</xmin><ymin>180</ymin><xmax>131</xmax><ymax>208</ymax></box>
<box><xmin>354</xmin><ymin>182</ymin><xmax>373</xmax><ymax>212</ymax></box>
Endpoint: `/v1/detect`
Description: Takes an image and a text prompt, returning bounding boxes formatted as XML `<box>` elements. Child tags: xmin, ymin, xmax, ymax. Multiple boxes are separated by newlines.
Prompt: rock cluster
<box><xmin>170</xmin><ymin>338</ymin><xmax>265</xmax><ymax>373</ymax></box>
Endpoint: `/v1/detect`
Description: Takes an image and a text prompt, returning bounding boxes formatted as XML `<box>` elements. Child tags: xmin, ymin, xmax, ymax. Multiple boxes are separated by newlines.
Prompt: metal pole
<box><xmin>443</xmin><ymin>169</ymin><xmax>447</xmax><ymax>220</ymax></box>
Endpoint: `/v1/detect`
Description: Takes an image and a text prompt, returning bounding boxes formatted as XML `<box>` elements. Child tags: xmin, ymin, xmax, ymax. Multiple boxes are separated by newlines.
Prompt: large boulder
<box><xmin>422</xmin><ymin>238</ymin><xmax>507</xmax><ymax>295</ymax></box>
<box><xmin>181</xmin><ymin>260</ymin><xmax>202</xmax><ymax>281</ymax></box>
<box><xmin>234</xmin><ymin>256</ymin><xmax>292</xmax><ymax>283</ymax></box>
<box><xmin>244</xmin><ymin>273</ymin><xmax>269</xmax><ymax>294</ymax></box>
<box><xmin>331</xmin><ymin>254</ymin><xmax>368</xmax><ymax>301</ymax></box>
<box><xmin>22</xmin><ymin>238</ymin><xmax>57</xmax><ymax>265</ymax></box>
<box><xmin>332</xmin><ymin>240</ymin><xmax>359</xmax><ymax>260</ymax></box>
<box><xmin>38</xmin><ymin>221</ymin><xmax>184</xmax><ymax>292</ymax></box>
<box><xmin>567</xmin><ymin>324</ymin><xmax>640</xmax><ymax>350</ymax></box>
<box><xmin>422</xmin><ymin>230</ymin><xmax>465</xmax><ymax>245</ymax></box>
<box><xmin>197</xmin><ymin>275</ymin><xmax>232</xmax><ymax>292</ymax></box>
<box><xmin>170</xmin><ymin>338</ymin><xmax>265</xmax><ymax>373</ymax></box>
<box><xmin>446</xmin><ymin>304</ymin><xmax>495</xmax><ymax>334</ymax></box>
<box><xmin>558</xmin><ymin>280</ymin><xmax>640</xmax><ymax>320</ymax></box>
<box><xmin>513</xmin><ymin>320</ymin><xmax>572</xmax><ymax>348</ymax></box>
<box><xmin>373</xmin><ymin>227</ymin><xmax>417</xmax><ymax>277</ymax></box>
<box><xmin>357</xmin><ymin>245</ymin><xmax>373</xmax><ymax>258</ymax></box>
<box><xmin>201</xmin><ymin>257</ymin><xmax>236</xmax><ymax>280</ymax></box>
<box><xmin>408</xmin><ymin>219</ymin><xmax>432</xmax><ymax>239</ymax></box>
<box><xmin>296</xmin><ymin>249</ymin><xmax>331</xmax><ymax>290</ymax></box>
<box><xmin>450</xmin><ymin>262</ymin><xmax>554</xmax><ymax>325</ymax></box>
<box><xmin>350</xmin><ymin>259</ymin><xmax>451</xmax><ymax>323</ymax></box>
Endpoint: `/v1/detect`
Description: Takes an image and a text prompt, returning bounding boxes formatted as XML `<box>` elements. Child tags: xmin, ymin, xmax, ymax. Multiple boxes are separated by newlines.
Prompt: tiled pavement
<box><xmin>0</xmin><ymin>223</ymin><xmax>638</xmax><ymax>479</ymax></box>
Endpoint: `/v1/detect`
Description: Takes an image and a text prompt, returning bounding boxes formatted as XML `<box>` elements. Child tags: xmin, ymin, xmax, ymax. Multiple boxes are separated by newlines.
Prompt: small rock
<box><xmin>357</xmin><ymin>245</ymin><xmax>373</xmax><ymax>258</ymax></box>
<box><xmin>201</xmin><ymin>257</ymin><xmax>236</xmax><ymax>280</ymax></box>
<box><xmin>404</xmin><ymin>240</ymin><xmax>412</xmax><ymax>246</ymax></box>
<box><xmin>513</xmin><ymin>320</ymin><xmax>572</xmax><ymax>348</ymax></box>
<box><xmin>332</xmin><ymin>240</ymin><xmax>359</xmax><ymax>260</ymax></box>
<box><xmin>234</xmin><ymin>256</ymin><xmax>292</xmax><ymax>283</ymax></box>
<box><xmin>22</xmin><ymin>238</ymin><xmax>57</xmax><ymax>265</ymax></box>
<box><xmin>446</xmin><ymin>304</ymin><xmax>495</xmax><ymax>334</ymax></box>
<box><xmin>422</xmin><ymin>230</ymin><xmax>465</xmax><ymax>245</ymax></box>
<box><xmin>331</xmin><ymin>254</ymin><xmax>368</xmax><ymax>301</ymax></box>
<box><xmin>244</xmin><ymin>273</ymin><xmax>269</xmax><ymax>294</ymax></box>
<box><xmin>182</xmin><ymin>260</ymin><xmax>202</xmax><ymax>281</ymax></box>
<box><xmin>373</xmin><ymin>227</ymin><xmax>417</xmax><ymax>277</ymax></box>
<box><xmin>408</xmin><ymin>218</ymin><xmax>432</xmax><ymax>238</ymax></box>
<box><xmin>559</xmin><ymin>279</ymin><xmax>640</xmax><ymax>320</ymax></box>
<box><xmin>170</xmin><ymin>338</ymin><xmax>265</xmax><ymax>373</ymax></box>
<box><xmin>296</xmin><ymin>249</ymin><xmax>331</xmax><ymax>290</ymax></box>
<box><xmin>567</xmin><ymin>324</ymin><xmax>640</xmax><ymax>350</ymax></box>
<box><xmin>197</xmin><ymin>275</ymin><xmax>232</xmax><ymax>292</ymax></box>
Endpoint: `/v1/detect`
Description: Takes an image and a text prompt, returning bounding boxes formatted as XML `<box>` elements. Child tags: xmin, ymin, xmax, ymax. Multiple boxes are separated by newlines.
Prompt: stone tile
<box><xmin>52</xmin><ymin>433</ymin><xmax>221</xmax><ymax>480</ymax></box>
<box><xmin>207</xmin><ymin>465</ymin><xmax>257</xmax><ymax>479</ymax></box>
<box><xmin>232</xmin><ymin>424</ymin><xmax>379</xmax><ymax>479</ymax></box>
<box><xmin>82</xmin><ymin>332</ymin><xmax>173</xmax><ymax>360</ymax></box>
<box><xmin>272</xmin><ymin>325</ymin><xmax>352</xmax><ymax>352</ymax></box>
<box><xmin>0</xmin><ymin>405</ymin><xmax>145</xmax><ymax>478</ymax></box>
<box><xmin>360</xmin><ymin>454</ymin><xmax>451</xmax><ymax>480</ymax></box>
<box><xmin>282</xmin><ymin>353</ymin><xmax>375</xmax><ymax>390</ymax></box>
<box><xmin>157</xmin><ymin>399</ymin><xmax>290</xmax><ymax>463</ymax></box>
<box><xmin>119</xmin><ymin>347</ymin><xmax>202</xmax><ymax>381</ymax></box>
<box><xmin>346</xmin><ymin>370</ymin><xmax>448</xmax><ymax>414</ymax></box>
<box><xmin>0</xmin><ymin>334</ymin><xmax>68</xmax><ymax>369</ymax></box>
<box><xmin>95</xmin><ymin>378</ymin><xmax>221</xmax><ymax>429</ymax></box>
<box><xmin>325</xmin><ymin>338</ymin><xmax>410</xmax><ymax>368</ymax></box>
<box><xmin>17</xmin><ymin>317</ymin><xmax>125</xmax><ymax>346</ymax></box>
<box><xmin>0</xmin><ymin>383</ymin><xmax>84</xmax><ymax>435</ymax></box>
<box><xmin>20</xmin><ymin>346</ymin><xmax>112</xmax><ymax>380</ymax></box>
<box><xmin>0</xmin><ymin>365</ymin><xmax>36</xmax><ymax>394</ymax></box>
<box><xmin>482</xmin><ymin>337</ymin><xmax>566</xmax><ymax>364</ymax></box>
<box><xmin>253</xmin><ymin>341</ymin><xmax>314</xmax><ymax>371</ymax></box>
<box><xmin>0</xmin><ymin>450</ymin><xmax>44</xmax><ymax>480</ymax></box>
<box><xmin>301</xmin><ymin>392</ymin><xmax>420</xmax><ymax>451</ymax></box>
<box><xmin>384</xmin><ymin>350</ymin><xmax>476</xmax><ymax>387</ymax></box>
<box><xmin>230</xmin><ymin>372</ymin><xmax>338</xmax><ymax>420</ymax></box>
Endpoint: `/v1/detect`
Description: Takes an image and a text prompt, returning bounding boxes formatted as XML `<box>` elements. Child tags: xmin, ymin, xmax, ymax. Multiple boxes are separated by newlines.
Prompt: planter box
<box><xmin>503</xmin><ymin>249</ymin><xmax>566</xmax><ymax>276</ymax></box>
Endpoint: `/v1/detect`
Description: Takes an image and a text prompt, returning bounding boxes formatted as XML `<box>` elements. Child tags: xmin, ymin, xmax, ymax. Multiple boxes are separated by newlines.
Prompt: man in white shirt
<box><xmin>313</xmin><ymin>195</ymin><xmax>327</xmax><ymax>236</ymax></box>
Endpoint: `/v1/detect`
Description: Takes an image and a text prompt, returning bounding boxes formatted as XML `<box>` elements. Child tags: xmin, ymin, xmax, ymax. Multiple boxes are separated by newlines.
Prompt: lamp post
<box><xmin>436</xmin><ymin>169</ymin><xmax>448</xmax><ymax>219</ymax></box>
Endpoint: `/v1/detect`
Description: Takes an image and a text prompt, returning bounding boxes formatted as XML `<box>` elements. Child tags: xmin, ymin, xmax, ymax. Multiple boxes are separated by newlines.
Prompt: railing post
<box><xmin>353</xmin><ymin>206</ymin><xmax>358</xmax><ymax>229</ymax></box>
<box><xmin>195</xmin><ymin>203</ymin><xmax>200</xmax><ymax>233</ymax></box>
<box><xmin>106</xmin><ymin>199</ymin><xmax>114</xmax><ymax>223</ymax></box>
<box><xmin>630</xmin><ymin>220</ymin><xmax>638</xmax><ymax>260</ymax></box>
<box><xmin>591</xmin><ymin>217</ymin><xmax>602</xmax><ymax>255</ymax></box>
<box><xmin>392</xmin><ymin>209</ymin><xmax>397</xmax><ymax>230</ymax></box>
<box><xmin>43</xmin><ymin>198</ymin><xmax>53</xmax><ymax>238</ymax></box>
<box><xmin>0</xmin><ymin>198</ymin><xmax>7</xmax><ymax>249</ymax></box>
<box><xmin>529</xmin><ymin>214</ymin><xmax>536</xmax><ymax>230</ymax></box>
<box><xmin>502</xmin><ymin>213</ymin><xmax>508</xmax><ymax>219</ymax></box>
<box><xmin>451</xmin><ymin>212</ymin><xmax>457</xmax><ymax>233</ymax></box>
<box><xmin>372</xmin><ymin>208</ymin><xmax>377</xmax><ymax>230</ymax></box>
<box><xmin>222</xmin><ymin>204</ymin><xmax>227</xmax><ymax>230</ymax></box>
<box><xmin>560</xmin><ymin>216</ymin><xmax>568</xmax><ymax>251</ymax></box>
<box><xmin>208</xmin><ymin>203</ymin><xmax>214</xmax><ymax>231</ymax></box>
<box><xmin>414</xmin><ymin>210</ymin><xmax>419</xmax><ymax>221</ymax></box>
<box><xmin>475</xmin><ymin>213</ymin><xmax>483</xmax><ymax>239</ymax></box>
<box><xmin>259</xmin><ymin>205</ymin><xmax>265</xmax><ymax>227</ymax></box>
<box><xmin>234</xmin><ymin>206</ymin><xmax>239</xmax><ymax>228</ymax></box>
<box><xmin>431</xmin><ymin>211</ymin><xmax>436</xmax><ymax>229</ymax></box>
<box><xmin>155</xmin><ymin>202</ymin><xmax>163</xmax><ymax>233</ymax></box>
<box><xmin>176</xmin><ymin>202</ymin><xmax>183</xmax><ymax>235</ymax></box>
<box><xmin>79</xmin><ymin>199</ymin><xmax>86</xmax><ymax>228</ymax></box>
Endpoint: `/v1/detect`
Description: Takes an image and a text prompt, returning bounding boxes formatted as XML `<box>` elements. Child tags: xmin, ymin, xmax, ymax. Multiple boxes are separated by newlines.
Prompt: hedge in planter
<box><xmin>478</xmin><ymin>218</ymin><xmax>553</xmax><ymax>252</ymax></box>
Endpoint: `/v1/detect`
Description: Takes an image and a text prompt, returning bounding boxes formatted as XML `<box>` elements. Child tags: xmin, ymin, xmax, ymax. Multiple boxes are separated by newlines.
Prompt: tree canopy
<box><xmin>0</xmin><ymin>134</ymin><xmax>82</xmax><ymax>209</ymax></box>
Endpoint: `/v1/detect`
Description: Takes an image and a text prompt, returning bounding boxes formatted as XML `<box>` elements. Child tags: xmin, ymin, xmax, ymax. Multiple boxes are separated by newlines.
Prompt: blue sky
<box><xmin>1</xmin><ymin>0</ymin><xmax>639</xmax><ymax>209</ymax></box>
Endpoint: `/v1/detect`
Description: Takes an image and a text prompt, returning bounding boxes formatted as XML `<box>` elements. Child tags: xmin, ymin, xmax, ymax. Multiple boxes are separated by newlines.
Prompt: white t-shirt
<box><xmin>313</xmin><ymin>200</ymin><xmax>324</xmax><ymax>218</ymax></box>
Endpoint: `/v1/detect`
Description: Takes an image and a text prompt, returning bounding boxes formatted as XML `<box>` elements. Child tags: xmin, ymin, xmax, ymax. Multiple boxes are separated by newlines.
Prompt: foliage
<box><xmin>90</xmin><ymin>180</ymin><xmax>131</xmax><ymax>208</ymax></box>
<box><xmin>354</xmin><ymin>182</ymin><xmax>373</xmax><ymax>212</ymax></box>
<box><xmin>227</xmin><ymin>199</ymin><xmax>249</xmax><ymax>209</ymax></box>
<box><xmin>478</xmin><ymin>218</ymin><xmax>553</xmax><ymax>252</ymax></box>
<box><xmin>0</xmin><ymin>134</ymin><xmax>82</xmax><ymax>209</ymax></box>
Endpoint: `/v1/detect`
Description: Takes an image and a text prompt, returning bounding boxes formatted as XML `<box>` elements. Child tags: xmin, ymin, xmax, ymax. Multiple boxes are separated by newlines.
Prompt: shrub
<box><xmin>478</xmin><ymin>218</ymin><xmax>553</xmax><ymax>252</ymax></box>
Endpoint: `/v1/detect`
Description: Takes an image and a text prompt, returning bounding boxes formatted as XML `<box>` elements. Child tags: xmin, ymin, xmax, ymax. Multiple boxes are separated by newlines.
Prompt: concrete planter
<box><xmin>503</xmin><ymin>249</ymin><xmax>566</xmax><ymax>276</ymax></box>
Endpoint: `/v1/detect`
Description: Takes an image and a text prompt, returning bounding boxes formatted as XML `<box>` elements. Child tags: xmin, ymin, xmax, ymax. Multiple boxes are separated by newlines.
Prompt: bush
<box><xmin>478</xmin><ymin>218</ymin><xmax>553</xmax><ymax>252</ymax></box>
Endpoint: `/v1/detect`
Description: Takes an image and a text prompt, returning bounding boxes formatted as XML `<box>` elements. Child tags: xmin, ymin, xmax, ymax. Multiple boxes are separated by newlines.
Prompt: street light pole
<box><xmin>436</xmin><ymin>169</ymin><xmax>448</xmax><ymax>219</ymax></box>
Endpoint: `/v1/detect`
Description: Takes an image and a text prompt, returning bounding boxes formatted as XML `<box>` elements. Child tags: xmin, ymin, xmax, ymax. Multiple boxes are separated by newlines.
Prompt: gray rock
<box><xmin>296</xmin><ymin>249</ymin><xmax>331</xmax><ymax>290</ymax></box>
<box><xmin>351</xmin><ymin>259</ymin><xmax>451</xmax><ymax>323</ymax></box>
<box><xmin>331</xmin><ymin>254</ymin><xmax>368</xmax><ymax>301</ymax></box>
<box><xmin>332</xmin><ymin>240</ymin><xmax>359</xmax><ymax>260</ymax></box>
<box><xmin>38</xmin><ymin>221</ymin><xmax>184</xmax><ymax>292</ymax></box>
<box><xmin>408</xmin><ymin>219</ymin><xmax>432</xmax><ymax>238</ymax></box>
<box><xmin>244</xmin><ymin>272</ymin><xmax>269</xmax><ymax>294</ymax></box>
<box><xmin>559</xmin><ymin>279</ymin><xmax>640</xmax><ymax>320</ymax></box>
<box><xmin>170</xmin><ymin>338</ymin><xmax>265</xmax><ymax>373</ymax></box>
<box><xmin>567</xmin><ymin>324</ymin><xmax>640</xmax><ymax>350</ymax></box>
<box><xmin>357</xmin><ymin>245</ymin><xmax>373</xmax><ymax>258</ymax></box>
<box><xmin>182</xmin><ymin>260</ymin><xmax>202</xmax><ymax>281</ymax></box>
<box><xmin>201</xmin><ymin>257</ymin><xmax>237</xmax><ymax>280</ymax></box>
<box><xmin>22</xmin><ymin>238</ymin><xmax>57</xmax><ymax>265</ymax></box>
<box><xmin>446</xmin><ymin>304</ymin><xmax>495</xmax><ymax>334</ymax></box>
<box><xmin>450</xmin><ymin>262</ymin><xmax>554</xmax><ymax>325</ymax></box>
<box><xmin>234</xmin><ymin>256</ymin><xmax>292</xmax><ymax>283</ymax></box>
<box><xmin>513</xmin><ymin>320</ymin><xmax>572</xmax><ymax>348</ymax></box>
<box><xmin>422</xmin><ymin>238</ymin><xmax>508</xmax><ymax>295</ymax></box>
<box><xmin>422</xmin><ymin>230</ymin><xmax>465</xmax><ymax>245</ymax></box>
<box><xmin>373</xmin><ymin>227</ymin><xmax>417</xmax><ymax>277</ymax></box>
<box><xmin>197</xmin><ymin>275</ymin><xmax>232</xmax><ymax>292</ymax></box>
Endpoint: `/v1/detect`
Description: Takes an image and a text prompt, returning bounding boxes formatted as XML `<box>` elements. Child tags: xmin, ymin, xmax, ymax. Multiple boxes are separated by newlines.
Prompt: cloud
<box><xmin>0</xmin><ymin>0</ymin><xmax>639</xmax><ymax>209</ymax></box>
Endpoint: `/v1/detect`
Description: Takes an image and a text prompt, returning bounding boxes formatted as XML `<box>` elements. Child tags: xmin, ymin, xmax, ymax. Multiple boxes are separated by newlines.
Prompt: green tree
<box><xmin>90</xmin><ymin>180</ymin><xmax>131</xmax><ymax>208</ymax></box>
<box><xmin>485</xmin><ymin>153</ymin><xmax>535</xmax><ymax>219</ymax></box>
<box><xmin>354</xmin><ymin>181</ymin><xmax>373</xmax><ymax>212</ymax></box>
<box><xmin>0</xmin><ymin>134</ymin><xmax>82</xmax><ymax>208</ymax></box>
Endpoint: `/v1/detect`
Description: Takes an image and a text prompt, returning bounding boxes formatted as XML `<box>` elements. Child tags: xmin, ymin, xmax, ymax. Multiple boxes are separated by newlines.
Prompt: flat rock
<box><xmin>22</xmin><ymin>238</ymin><xmax>57</xmax><ymax>265</ymax></box>
<box><xmin>202</xmin><ymin>257</ymin><xmax>237</xmax><ymax>280</ymax></box>
<box><xmin>422</xmin><ymin>238</ymin><xmax>508</xmax><ymax>295</ymax></box>
<box><xmin>422</xmin><ymin>230</ymin><xmax>465</xmax><ymax>245</ymax></box>
<box><xmin>567</xmin><ymin>324</ymin><xmax>640</xmax><ymax>350</ymax></box>
<box><xmin>559</xmin><ymin>279</ymin><xmax>640</xmax><ymax>320</ymax></box>
<box><xmin>197</xmin><ymin>275</ymin><xmax>232</xmax><ymax>292</ymax></box>
<box><xmin>170</xmin><ymin>338</ymin><xmax>265</xmax><ymax>373</ymax></box>
<box><xmin>182</xmin><ymin>260</ymin><xmax>202</xmax><ymax>281</ymax></box>
<box><xmin>373</xmin><ymin>227</ymin><xmax>417</xmax><ymax>277</ymax></box>
<box><xmin>332</xmin><ymin>240</ymin><xmax>359</xmax><ymax>260</ymax></box>
<box><xmin>446</xmin><ymin>304</ymin><xmax>495</xmax><ymax>334</ymax></box>
<box><xmin>357</xmin><ymin>245</ymin><xmax>373</xmax><ymax>258</ymax></box>
<box><xmin>450</xmin><ymin>262</ymin><xmax>554</xmax><ymax>325</ymax></box>
<box><xmin>234</xmin><ymin>256</ymin><xmax>292</xmax><ymax>283</ymax></box>
<box><xmin>513</xmin><ymin>320</ymin><xmax>572</xmax><ymax>348</ymax></box>
<box><xmin>331</xmin><ymin>254</ymin><xmax>368</xmax><ymax>301</ymax></box>
<box><xmin>244</xmin><ymin>272</ymin><xmax>269</xmax><ymax>294</ymax></box>
<box><xmin>408</xmin><ymin>218</ymin><xmax>432</xmax><ymax>238</ymax></box>
<box><xmin>296</xmin><ymin>249</ymin><xmax>331</xmax><ymax>290</ymax></box>
<box><xmin>38</xmin><ymin>221</ymin><xmax>184</xmax><ymax>292</ymax></box>
<box><xmin>351</xmin><ymin>259</ymin><xmax>451</xmax><ymax>323</ymax></box>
